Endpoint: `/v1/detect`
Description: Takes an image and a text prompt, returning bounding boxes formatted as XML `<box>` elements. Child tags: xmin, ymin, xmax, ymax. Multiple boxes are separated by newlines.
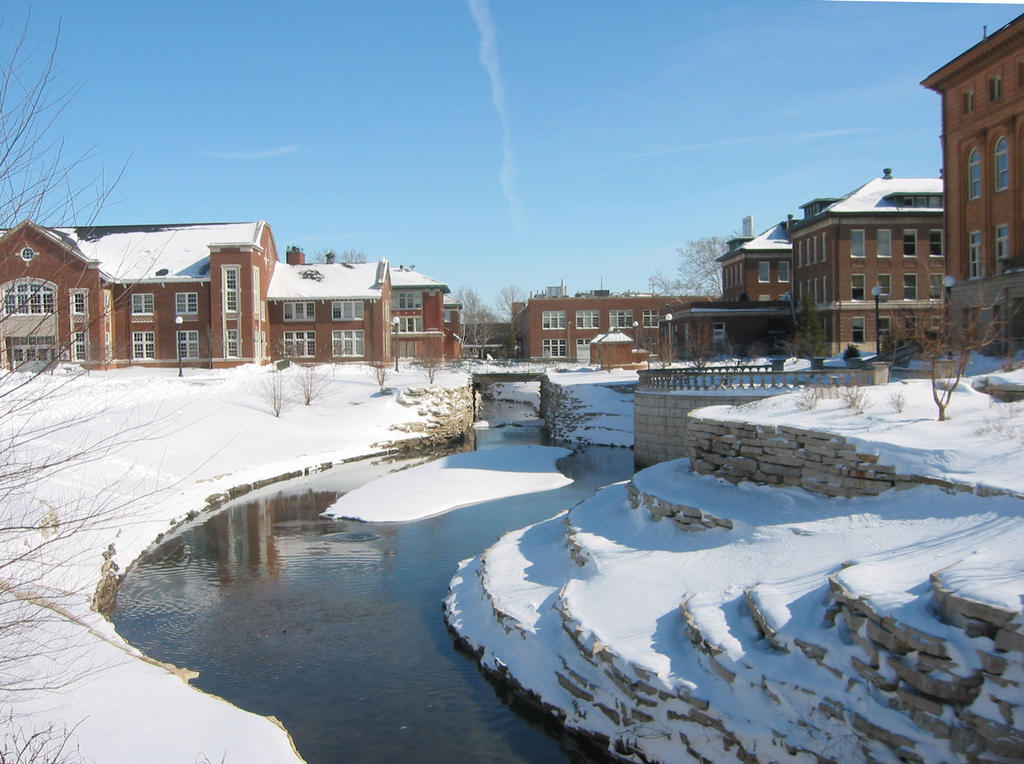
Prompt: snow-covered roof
<box><xmin>267</xmin><ymin>260</ymin><xmax>387</xmax><ymax>300</ymax></box>
<box><xmin>390</xmin><ymin>266</ymin><xmax>449</xmax><ymax>293</ymax></box>
<box><xmin>591</xmin><ymin>331</ymin><xmax>635</xmax><ymax>344</ymax></box>
<box><xmin>41</xmin><ymin>222</ymin><xmax>264</xmax><ymax>282</ymax></box>
<box><xmin>821</xmin><ymin>177</ymin><xmax>943</xmax><ymax>215</ymax></box>
<box><xmin>718</xmin><ymin>222</ymin><xmax>791</xmax><ymax>261</ymax></box>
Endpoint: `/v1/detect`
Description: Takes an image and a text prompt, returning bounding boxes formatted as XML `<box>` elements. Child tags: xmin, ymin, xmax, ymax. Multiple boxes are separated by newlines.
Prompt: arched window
<box><xmin>3</xmin><ymin>280</ymin><xmax>55</xmax><ymax>315</ymax></box>
<box><xmin>968</xmin><ymin>148</ymin><xmax>982</xmax><ymax>200</ymax></box>
<box><xmin>994</xmin><ymin>137</ymin><xmax>1009</xmax><ymax>191</ymax></box>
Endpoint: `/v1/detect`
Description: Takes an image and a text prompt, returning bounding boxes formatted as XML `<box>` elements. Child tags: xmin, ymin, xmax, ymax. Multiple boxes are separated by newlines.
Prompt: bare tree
<box><xmin>265</xmin><ymin>369</ymin><xmax>287</xmax><ymax>416</ymax></box>
<box><xmin>341</xmin><ymin>249</ymin><xmax>367</xmax><ymax>264</ymax></box>
<box><xmin>419</xmin><ymin>342</ymin><xmax>444</xmax><ymax>384</ymax></box>
<box><xmin>453</xmin><ymin>287</ymin><xmax>498</xmax><ymax>358</ymax></box>
<box><xmin>649</xmin><ymin>235</ymin><xmax>730</xmax><ymax>297</ymax></box>
<box><xmin>295</xmin><ymin>365</ymin><xmax>328</xmax><ymax>406</ymax></box>
<box><xmin>495</xmin><ymin>284</ymin><xmax>524</xmax><ymax>358</ymax></box>
<box><xmin>370</xmin><ymin>361</ymin><xmax>389</xmax><ymax>393</ymax></box>
<box><xmin>685</xmin><ymin>319</ymin><xmax>715</xmax><ymax>370</ymax></box>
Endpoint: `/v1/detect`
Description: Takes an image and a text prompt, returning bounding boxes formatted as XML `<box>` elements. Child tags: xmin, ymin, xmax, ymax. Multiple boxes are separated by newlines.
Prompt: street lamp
<box><xmin>871</xmin><ymin>285</ymin><xmax>883</xmax><ymax>356</ymax></box>
<box><xmin>631</xmin><ymin>320</ymin><xmax>639</xmax><ymax>350</ymax></box>
<box><xmin>663</xmin><ymin>313</ymin><xmax>674</xmax><ymax>364</ymax></box>
<box><xmin>174</xmin><ymin>315</ymin><xmax>184</xmax><ymax>377</ymax></box>
<box><xmin>391</xmin><ymin>315</ymin><xmax>400</xmax><ymax>372</ymax></box>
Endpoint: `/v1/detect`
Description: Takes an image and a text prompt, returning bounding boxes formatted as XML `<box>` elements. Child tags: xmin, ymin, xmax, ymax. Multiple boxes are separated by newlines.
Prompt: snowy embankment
<box><xmin>2</xmin><ymin>363</ymin><xmax>471</xmax><ymax>763</ymax></box>
<box><xmin>542</xmin><ymin>368</ymin><xmax>638</xmax><ymax>446</ymax></box>
<box><xmin>445</xmin><ymin>371</ymin><xmax>1024</xmax><ymax>762</ymax></box>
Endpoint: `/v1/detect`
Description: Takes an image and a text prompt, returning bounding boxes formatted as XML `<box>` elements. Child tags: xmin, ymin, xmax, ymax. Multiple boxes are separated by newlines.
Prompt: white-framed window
<box><xmin>990</xmin><ymin>74</ymin><xmax>1002</xmax><ymax>102</ymax></box>
<box><xmin>252</xmin><ymin>267</ymin><xmax>261</xmax><ymax>316</ymax></box>
<box><xmin>223</xmin><ymin>266</ymin><xmax>240</xmax><ymax>313</ymax></box>
<box><xmin>541</xmin><ymin>310</ymin><xmax>566</xmax><ymax>329</ymax></box>
<box><xmin>394</xmin><ymin>291</ymin><xmax>422</xmax><ymax>310</ymax></box>
<box><xmin>811</xmin><ymin>236</ymin><xmax>817</xmax><ymax>263</ymax></box>
<box><xmin>542</xmin><ymin>338</ymin><xmax>567</xmax><ymax>358</ymax></box>
<box><xmin>758</xmin><ymin>261</ymin><xmax>770</xmax><ymax>283</ymax></box>
<box><xmin>398</xmin><ymin>316</ymin><xmax>423</xmax><ymax>333</ymax></box>
<box><xmin>813</xmin><ymin>278</ymin><xmax>819</xmax><ymax>303</ymax></box>
<box><xmin>609</xmin><ymin>309</ymin><xmax>633</xmax><ymax>329</ymax></box>
<box><xmin>964</xmin><ymin>89</ymin><xmax>974</xmax><ymax>114</ymax></box>
<box><xmin>851</xmin><ymin>229</ymin><xmax>865</xmax><ymax>258</ymax></box>
<box><xmin>903</xmin><ymin>229</ymin><xmax>918</xmax><ymax>256</ymax></box>
<box><xmin>332</xmin><ymin>329</ymin><xmax>365</xmax><ymax>357</ymax></box>
<box><xmin>798</xmin><ymin>240</ymin><xmax>804</xmax><ymax>267</ymax></box>
<box><xmin>132</xmin><ymin>331</ymin><xmax>155</xmax><ymax>360</ymax></box>
<box><xmin>283</xmin><ymin>301</ymin><xmax>315</xmax><ymax>321</ymax></box>
<box><xmin>576</xmin><ymin>310</ymin><xmax>600</xmax><ymax>329</ymax></box>
<box><xmin>777</xmin><ymin>260</ymin><xmax>790</xmax><ymax>283</ymax></box>
<box><xmin>877</xmin><ymin>273</ymin><xmax>891</xmax><ymax>297</ymax></box>
<box><xmin>820</xmin><ymin>233</ymin><xmax>827</xmax><ymax>261</ymax></box>
<box><xmin>929</xmin><ymin>230</ymin><xmax>944</xmax><ymax>257</ymax></box>
<box><xmin>70</xmin><ymin>290</ymin><xmax>88</xmax><ymax>317</ymax></box>
<box><xmin>968</xmin><ymin>148</ymin><xmax>982</xmax><ymax>200</ymax></box>
<box><xmin>642</xmin><ymin>309</ymin><xmax>660</xmax><ymax>327</ymax></box>
<box><xmin>877</xmin><ymin>229</ymin><xmax>891</xmax><ymax>258</ymax></box>
<box><xmin>969</xmin><ymin>231</ymin><xmax>983</xmax><ymax>279</ymax></box>
<box><xmin>903</xmin><ymin>274</ymin><xmax>917</xmax><ymax>301</ymax></box>
<box><xmin>851</xmin><ymin>274</ymin><xmax>865</xmax><ymax>301</ymax></box>
<box><xmin>177</xmin><ymin>330</ymin><xmax>199</xmax><ymax>359</ymax></box>
<box><xmin>225</xmin><ymin>329</ymin><xmax>240</xmax><ymax>358</ymax></box>
<box><xmin>996</xmin><ymin>223</ymin><xmax>1010</xmax><ymax>260</ymax></box>
<box><xmin>332</xmin><ymin>300</ymin><xmax>364</xmax><ymax>320</ymax></box>
<box><xmin>712</xmin><ymin>322</ymin><xmax>726</xmax><ymax>344</ymax></box>
<box><xmin>175</xmin><ymin>292</ymin><xmax>198</xmax><ymax>316</ymax></box>
<box><xmin>283</xmin><ymin>331</ymin><xmax>316</xmax><ymax>357</ymax></box>
<box><xmin>444</xmin><ymin>309</ymin><xmax>457</xmax><ymax>323</ymax></box>
<box><xmin>995</xmin><ymin>137</ymin><xmax>1009</xmax><ymax>192</ymax></box>
<box><xmin>851</xmin><ymin>316</ymin><xmax>865</xmax><ymax>344</ymax></box>
<box><xmin>131</xmin><ymin>292</ymin><xmax>154</xmax><ymax>316</ymax></box>
<box><xmin>822</xmin><ymin>275</ymin><xmax>828</xmax><ymax>302</ymax></box>
<box><xmin>930</xmin><ymin>274</ymin><xmax>942</xmax><ymax>300</ymax></box>
<box><xmin>72</xmin><ymin>331</ymin><xmax>87</xmax><ymax>362</ymax></box>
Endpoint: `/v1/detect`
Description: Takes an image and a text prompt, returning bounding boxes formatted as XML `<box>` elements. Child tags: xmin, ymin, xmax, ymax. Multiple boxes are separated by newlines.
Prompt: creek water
<box><xmin>112</xmin><ymin>393</ymin><xmax>634</xmax><ymax>763</ymax></box>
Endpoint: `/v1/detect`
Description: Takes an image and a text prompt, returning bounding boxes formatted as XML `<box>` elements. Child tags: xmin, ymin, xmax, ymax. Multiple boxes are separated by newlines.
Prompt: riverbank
<box><xmin>1</xmin><ymin>363</ymin><xmax>474</xmax><ymax>762</ymax></box>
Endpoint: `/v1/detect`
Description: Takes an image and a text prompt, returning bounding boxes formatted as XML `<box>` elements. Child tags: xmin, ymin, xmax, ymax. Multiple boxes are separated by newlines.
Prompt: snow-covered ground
<box><xmin>543</xmin><ymin>368</ymin><xmax>639</xmax><ymax>446</ymax></box>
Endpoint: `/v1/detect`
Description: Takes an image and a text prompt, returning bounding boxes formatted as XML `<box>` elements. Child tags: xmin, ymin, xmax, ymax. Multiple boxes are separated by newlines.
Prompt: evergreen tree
<box><xmin>792</xmin><ymin>299</ymin><xmax>828</xmax><ymax>357</ymax></box>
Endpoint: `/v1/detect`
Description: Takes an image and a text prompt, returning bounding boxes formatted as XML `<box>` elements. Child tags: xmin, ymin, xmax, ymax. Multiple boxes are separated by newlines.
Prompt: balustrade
<box><xmin>637</xmin><ymin>364</ymin><xmax>875</xmax><ymax>392</ymax></box>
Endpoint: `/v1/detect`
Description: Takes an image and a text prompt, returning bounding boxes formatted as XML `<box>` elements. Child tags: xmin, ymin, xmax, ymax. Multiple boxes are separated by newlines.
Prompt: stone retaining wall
<box><xmin>379</xmin><ymin>382</ymin><xmax>475</xmax><ymax>451</ymax></box>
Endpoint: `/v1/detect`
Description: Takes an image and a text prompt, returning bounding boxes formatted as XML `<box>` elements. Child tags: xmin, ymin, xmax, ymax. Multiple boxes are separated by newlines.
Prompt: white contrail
<box><xmin>202</xmin><ymin>145</ymin><xmax>301</xmax><ymax>160</ymax></box>
<box><xmin>467</xmin><ymin>0</ymin><xmax>524</xmax><ymax>227</ymax></box>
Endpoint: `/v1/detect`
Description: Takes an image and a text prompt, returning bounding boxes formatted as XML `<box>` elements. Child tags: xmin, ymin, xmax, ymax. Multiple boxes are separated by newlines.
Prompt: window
<box><xmin>963</xmin><ymin>89</ymin><xmax>974</xmax><ymax>113</ymax></box>
<box><xmin>758</xmin><ymin>261</ymin><xmax>770</xmax><ymax>283</ymax></box>
<box><xmin>225</xmin><ymin>329</ymin><xmax>240</xmax><ymax>358</ymax></box>
<box><xmin>797</xmin><ymin>241</ymin><xmax>804</xmax><ymax>267</ymax></box>
<box><xmin>758</xmin><ymin>294</ymin><xmax>770</xmax><ymax>302</ymax></box>
<box><xmin>642</xmin><ymin>309</ymin><xmax>660</xmax><ymax>327</ymax></box>
<box><xmin>903</xmin><ymin>274</ymin><xmax>917</xmax><ymax>301</ymax></box>
<box><xmin>444</xmin><ymin>309</ymin><xmax>457</xmax><ymax>323</ymax></box>
<box><xmin>969</xmin><ymin>231</ymin><xmax>983</xmax><ymax>279</ymax></box>
<box><xmin>903</xmin><ymin>230</ymin><xmax>917</xmax><ymax>256</ymax></box>
<box><xmin>995</xmin><ymin>137</ymin><xmax>1009</xmax><ymax>192</ymax></box>
<box><xmin>332</xmin><ymin>300</ymin><xmax>364</xmax><ymax>320</ymax></box>
<box><xmin>71</xmin><ymin>290</ymin><xmax>88</xmax><ymax>316</ymax></box>
<box><xmin>851</xmin><ymin>274</ymin><xmax>865</xmax><ymax>301</ymax></box>
<box><xmin>575</xmin><ymin>338</ymin><xmax>590</xmax><ymax>359</ymax></box>
<box><xmin>822</xmin><ymin>275</ymin><xmax>828</xmax><ymax>302</ymax></box>
<box><xmin>777</xmin><ymin>260</ymin><xmax>790</xmax><ymax>283</ymax></box>
<box><xmin>576</xmin><ymin>310</ymin><xmax>600</xmax><ymax>329</ymax></box>
<box><xmin>851</xmin><ymin>229</ymin><xmax>865</xmax><ymax>258</ymax></box>
<box><xmin>990</xmin><ymin>74</ymin><xmax>1002</xmax><ymax>102</ymax></box>
<box><xmin>968</xmin><ymin>148</ymin><xmax>981</xmax><ymax>200</ymax></box>
<box><xmin>283</xmin><ymin>301</ymin><xmax>315</xmax><ymax>321</ymax></box>
<box><xmin>851</xmin><ymin>317</ymin><xmax>865</xmax><ymax>344</ymax></box>
<box><xmin>177</xmin><ymin>330</ymin><xmax>199</xmax><ymax>359</ymax></box>
<box><xmin>332</xmin><ymin>329</ymin><xmax>365</xmax><ymax>357</ymax></box>
<box><xmin>929</xmin><ymin>230</ymin><xmax>944</xmax><ymax>257</ymax></box>
<box><xmin>878</xmin><ymin>316</ymin><xmax>891</xmax><ymax>341</ymax></box>
<box><xmin>132</xmin><ymin>331</ymin><xmax>155</xmax><ymax>360</ymax></box>
<box><xmin>394</xmin><ymin>291</ymin><xmax>422</xmax><ymax>310</ymax></box>
<box><xmin>541</xmin><ymin>310</ymin><xmax>566</xmax><ymax>329</ymax></box>
<box><xmin>398</xmin><ymin>316</ymin><xmax>423</xmax><ymax>333</ymax></box>
<box><xmin>713</xmin><ymin>322</ymin><xmax>726</xmax><ymax>343</ymax></box>
<box><xmin>541</xmin><ymin>339</ymin><xmax>566</xmax><ymax>358</ymax></box>
<box><xmin>811</xmin><ymin>237</ymin><xmax>817</xmax><ymax>263</ymax></box>
<box><xmin>283</xmin><ymin>331</ymin><xmax>316</xmax><ymax>357</ymax></box>
<box><xmin>223</xmin><ymin>266</ymin><xmax>239</xmax><ymax>313</ymax></box>
<box><xmin>609</xmin><ymin>309</ymin><xmax>633</xmax><ymax>328</ymax></box>
<box><xmin>72</xmin><ymin>332</ymin><xmax>87</xmax><ymax>362</ymax></box>
<box><xmin>253</xmin><ymin>267</ymin><xmax>261</xmax><ymax>316</ymax></box>
<box><xmin>930</xmin><ymin>274</ymin><xmax>942</xmax><ymax>300</ymax></box>
<box><xmin>877</xmin><ymin>273</ymin><xmax>891</xmax><ymax>297</ymax></box>
<box><xmin>821</xmin><ymin>233</ymin><xmax>827</xmax><ymax>261</ymax></box>
<box><xmin>175</xmin><ymin>292</ymin><xmax>198</xmax><ymax>315</ymax></box>
<box><xmin>996</xmin><ymin>224</ymin><xmax>1010</xmax><ymax>260</ymax></box>
<box><xmin>131</xmin><ymin>293</ymin><xmax>154</xmax><ymax>315</ymax></box>
<box><xmin>877</xmin><ymin>229</ymin><xmax>891</xmax><ymax>258</ymax></box>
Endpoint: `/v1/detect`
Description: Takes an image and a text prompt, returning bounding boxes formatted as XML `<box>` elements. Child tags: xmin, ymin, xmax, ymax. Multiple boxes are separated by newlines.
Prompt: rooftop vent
<box><xmin>882</xmin><ymin>168</ymin><xmax>893</xmax><ymax>179</ymax></box>
<box><xmin>155</xmin><ymin>268</ymin><xmax>169</xmax><ymax>277</ymax></box>
<box><xmin>300</xmin><ymin>269</ymin><xmax>324</xmax><ymax>282</ymax></box>
<box><xmin>342</xmin><ymin>262</ymin><xmax>355</xmax><ymax>269</ymax></box>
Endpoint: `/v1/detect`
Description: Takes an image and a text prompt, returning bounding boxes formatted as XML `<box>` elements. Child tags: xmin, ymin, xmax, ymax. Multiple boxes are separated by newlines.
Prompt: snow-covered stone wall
<box><xmin>378</xmin><ymin>381</ymin><xmax>475</xmax><ymax>451</ymax></box>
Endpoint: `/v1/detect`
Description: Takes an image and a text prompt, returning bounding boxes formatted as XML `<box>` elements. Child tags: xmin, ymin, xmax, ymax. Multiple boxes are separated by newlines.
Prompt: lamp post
<box><xmin>392</xmin><ymin>315</ymin><xmax>400</xmax><ymax>371</ymax></box>
<box><xmin>174</xmin><ymin>315</ymin><xmax>184</xmax><ymax>377</ymax></box>
<box><xmin>631</xmin><ymin>320</ymin><xmax>639</xmax><ymax>351</ymax></box>
<box><xmin>663</xmin><ymin>312</ymin><xmax>674</xmax><ymax>365</ymax></box>
<box><xmin>871</xmin><ymin>285</ymin><xmax>883</xmax><ymax>356</ymax></box>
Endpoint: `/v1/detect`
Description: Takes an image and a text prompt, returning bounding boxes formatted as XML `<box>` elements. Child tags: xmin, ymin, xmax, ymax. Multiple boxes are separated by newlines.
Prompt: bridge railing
<box><xmin>637</xmin><ymin>364</ymin><xmax>878</xmax><ymax>392</ymax></box>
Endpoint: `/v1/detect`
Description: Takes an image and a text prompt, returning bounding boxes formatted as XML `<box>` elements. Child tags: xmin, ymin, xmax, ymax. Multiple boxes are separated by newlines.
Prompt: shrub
<box><xmin>840</xmin><ymin>385</ymin><xmax>867</xmax><ymax>415</ymax></box>
<box><xmin>843</xmin><ymin>344</ymin><xmax>861</xmax><ymax>360</ymax></box>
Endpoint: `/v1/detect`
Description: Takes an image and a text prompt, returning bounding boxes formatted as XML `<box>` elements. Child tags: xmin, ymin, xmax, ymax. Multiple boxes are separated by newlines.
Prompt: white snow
<box><xmin>267</xmin><ymin>259</ymin><xmax>386</xmax><ymax>300</ymax></box>
<box><xmin>826</xmin><ymin>176</ymin><xmax>943</xmax><ymax>214</ymax></box>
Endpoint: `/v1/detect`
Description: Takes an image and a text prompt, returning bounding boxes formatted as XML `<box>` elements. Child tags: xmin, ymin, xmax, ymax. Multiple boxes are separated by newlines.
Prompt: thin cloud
<box><xmin>629</xmin><ymin>128</ymin><xmax>873</xmax><ymax>159</ymax></box>
<box><xmin>202</xmin><ymin>145</ymin><xmax>302</xmax><ymax>160</ymax></box>
<box><xmin>467</xmin><ymin>0</ymin><xmax>524</xmax><ymax>227</ymax></box>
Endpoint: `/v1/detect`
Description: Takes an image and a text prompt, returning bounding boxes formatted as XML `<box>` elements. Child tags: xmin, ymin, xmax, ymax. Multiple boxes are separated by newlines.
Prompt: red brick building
<box><xmin>923</xmin><ymin>14</ymin><xmax>1024</xmax><ymax>350</ymax></box>
<box><xmin>788</xmin><ymin>172</ymin><xmax>947</xmax><ymax>355</ymax></box>
<box><xmin>0</xmin><ymin>220</ymin><xmax>459</xmax><ymax>370</ymax></box>
<box><xmin>719</xmin><ymin>220</ymin><xmax>792</xmax><ymax>302</ymax></box>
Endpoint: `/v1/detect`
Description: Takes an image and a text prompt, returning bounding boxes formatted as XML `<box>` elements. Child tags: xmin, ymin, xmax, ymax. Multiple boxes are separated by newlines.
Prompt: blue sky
<box><xmin>6</xmin><ymin>1</ymin><xmax>1022</xmax><ymax>303</ymax></box>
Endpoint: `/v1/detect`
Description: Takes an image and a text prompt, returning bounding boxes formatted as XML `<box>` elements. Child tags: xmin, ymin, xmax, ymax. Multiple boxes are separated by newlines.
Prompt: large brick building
<box><xmin>0</xmin><ymin>220</ymin><xmax>459</xmax><ymax>370</ymax></box>
<box><xmin>923</xmin><ymin>13</ymin><xmax>1024</xmax><ymax>351</ymax></box>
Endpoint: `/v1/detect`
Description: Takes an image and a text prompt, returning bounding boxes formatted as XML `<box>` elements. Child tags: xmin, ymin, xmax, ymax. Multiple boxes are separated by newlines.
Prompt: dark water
<box><xmin>113</xmin><ymin>422</ymin><xmax>634</xmax><ymax>763</ymax></box>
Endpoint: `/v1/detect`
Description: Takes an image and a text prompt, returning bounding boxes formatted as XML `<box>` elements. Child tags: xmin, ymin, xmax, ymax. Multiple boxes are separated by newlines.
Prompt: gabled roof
<box><xmin>267</xmin><ymin>259</ymin><xmax>388</xmax><ymax>300</ymax></box>
<box><xmin>717</xmin><ymin>222</ymin><xmax>791</xmax><ymax>262</ymax></box>
<box><xmin>591</xmin><ymin>331</ymin><xmax>634</xmax><ymax>344</ymax></box>
<box><xmin>825</xmin><ymin>177</ymin><xmax>943</xmax><ymax>215</ymax></box>
<box><xmin>390</xmin><ymin>266</ymin><xmax>449</xmax><ymax>293</ymax></box>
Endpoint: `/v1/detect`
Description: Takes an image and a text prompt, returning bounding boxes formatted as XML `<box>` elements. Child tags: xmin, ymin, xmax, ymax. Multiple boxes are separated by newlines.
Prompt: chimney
<box><xmin>286</xmin><ymin>246</ymin><xmax>306</xmax><ymax>265</ymax></box>
<box><xmin>882</xmin><ymin>168</ymin><xmax>893</xmax><ymax>180</ymax></box>
<box><xmin>325</xmin><ymin>251</ymin><xmax>336</xmax><ymax>264</ymax></box>
<box><xmin>742</xmin><ymin>215</ymin><xmax>754</xmax><ymax>237</ymax></box>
